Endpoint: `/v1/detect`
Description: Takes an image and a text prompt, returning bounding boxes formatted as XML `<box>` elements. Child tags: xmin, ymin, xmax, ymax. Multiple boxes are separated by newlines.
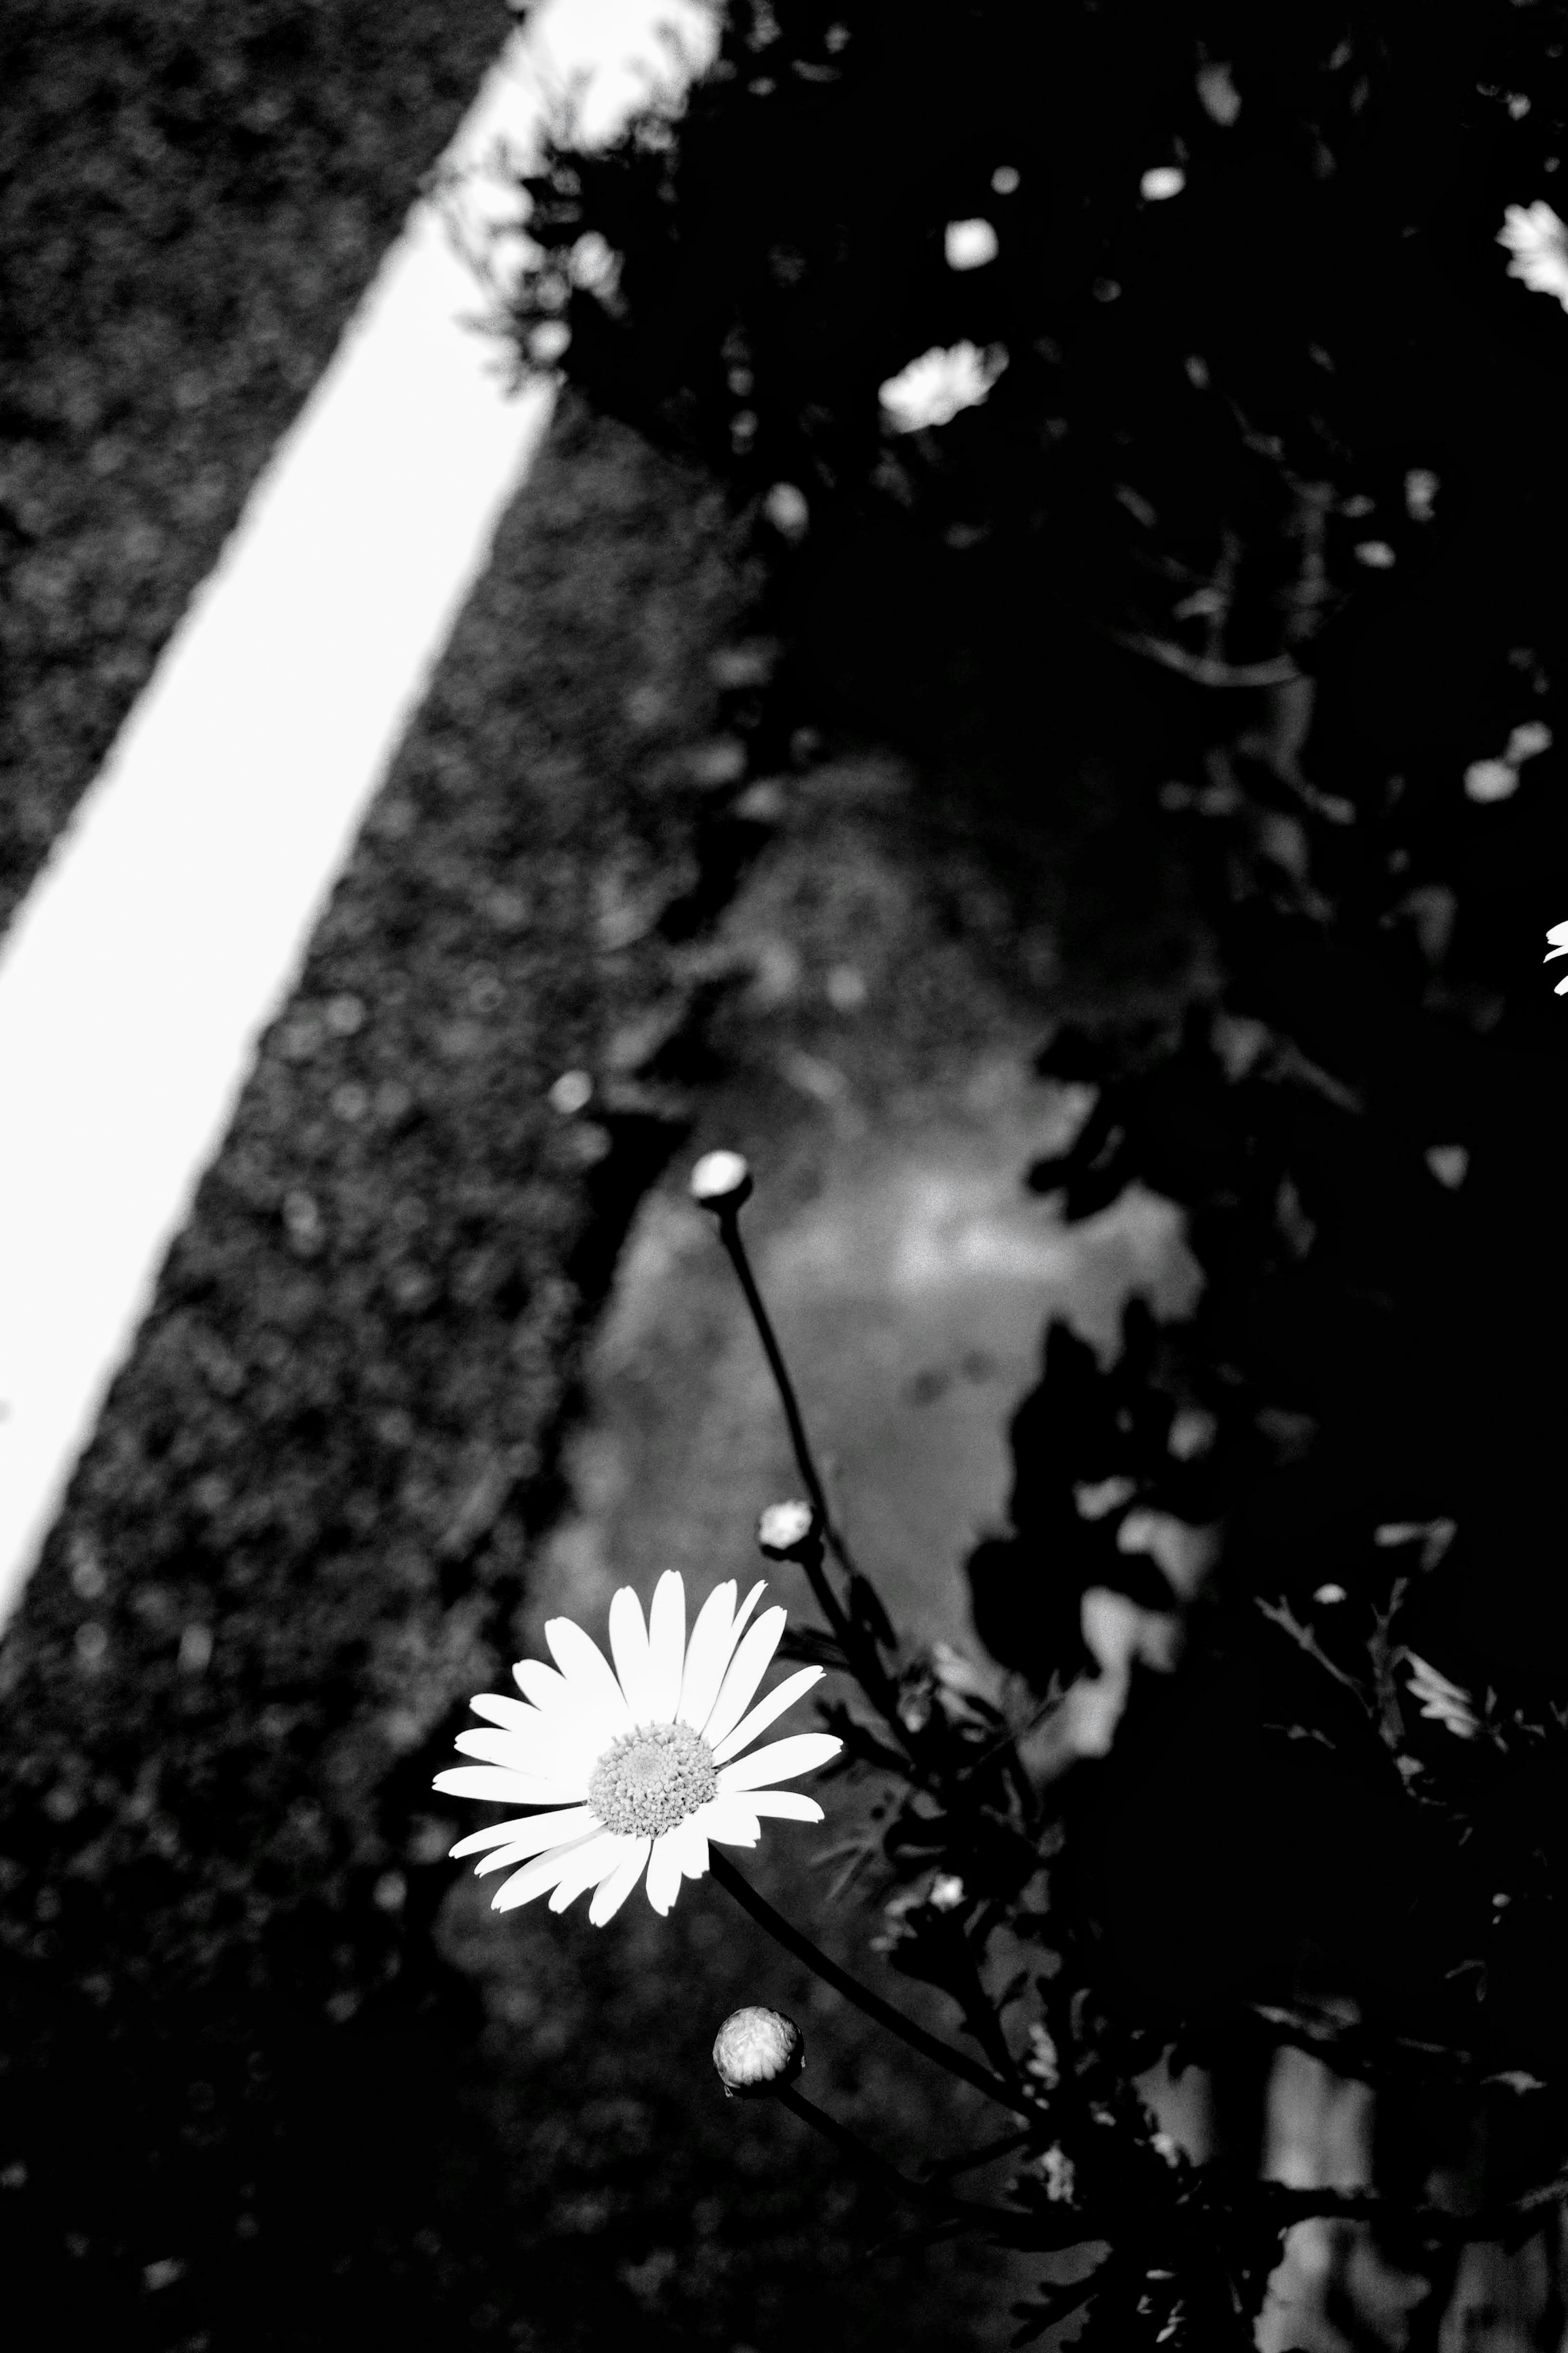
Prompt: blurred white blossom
<box><xmin>1140</xmin><ymin>166</ymin><xmax>1186</xmax><ymax>201</ymax></box>
<box><xmin>880</xmin><ymin>342</ymin><xmax>1008</xmax><ymax>433</ymax></box>
<box><xmin>763</xmin><ymin>482</ymin><xmax>809</xmax><ymax>540</ymax></box>
<box><xmin>1507</xmin><ymin>720</ymin><xmax>1553</xmax><ymax>763</ymax></box>
<box><xmin>944</xmin><ymin>217</ymin><xmax>999</xmax><ymax>270</ymax></box>
<box><xmin>1498</xmin><ymin>201</ymin><xmax>1568</xmax><ymax>309</ymax></box>
<box><xmin>569</xmin><ymin>230</ymin><xmax>620</xmax><ymax>297</ymax></box>
<box><xmin>1464</xmin><ymin>758</ymin><xmax>1519</xmax><ymax>803</ymax></box>
<box><xmin>1196</xmin><ymin>60</ymin><xmax>1241</xmax><ymax>125</ymax></box>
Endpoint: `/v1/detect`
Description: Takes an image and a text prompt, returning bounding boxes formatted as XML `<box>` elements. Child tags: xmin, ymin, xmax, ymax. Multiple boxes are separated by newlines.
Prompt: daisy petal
<box><xmin>646</xmin><ymin>1570</ymin><xmax>687</xmax><ymax>1721</ymax></box>
<box><xmin>588</xmin><ymin>1836</ymin><xmax>653</xmax><ymax>1924</ymax></box>
<box><xmin>667</xmin><ymin>1813</ymin><xmax>710</xmax><ymax>1882</ymax></box>
<box><xmin>608</xmin><ymin>1587</ymin><xmax>658</xmax><ymax>1721</ymax></box>
<box><xmin>729</xmin><ymin>1579</ymin><xmax>768</xmax><ymax>1651</ymax></box>
<box><xmin>717</xmin><ymin>1731</ymin><xmax>844</xmax><ymax>1793</ymax></box>
<box><xmin>709</xmin><ymin>1664</ymin><xmax>825</xmax><ymax>1765</ymax></box>
<box><xmin>469</xmin><ymin>1692</ymin><xmax>550</xmax><ymax>1736</ymax></box>
<box><xmin>434</xmin><ymin>1764</ymin><xmax>578</xmax><ymax>1806</ymax></box>
<box><xmin>645</xmin><ymin>1828</ymin><xmax>686</xmax><ymax>1915</ymax></box>
<box><xmin>696</xmin><ymin>1793</ymin><xmax>762</xmax><ymax>1845</ymax></box>
<box><xmin>547</xmin><ymin>1831</ymin><xmax>626</xmax><ymax>1914</ymax></box>
<box><xmin>544</xmin><ymin>1618</ymin><xmax>635</xmax><ymax>1733</ymax></box>
<box><xmin>450</xmin><ymin>1804</ymin><xmax>596</xmax><ymax>1859</ymax></box>
<box><xmin>512</xmin><ymin>1658</ymin><xmax>578</xmax><ymax>1711</ymax></box>
<box><xmin>701</xmin><ymin>1607</ymin><xmax>787</xmax><ymax>1750</ymax></box>
<box><xmin>677</xmin><ymin>1580</ymin><xmax>739</xmax><ymax>1731</ymax></box>
<box><xmin>452</xmin><ymin>1723</ymin><xmax>577</xmax><ymax>1769</ymax></box>
<box><xmin>451</xmin><ymin>1728</ymin><xmax>591</xmax><ymax>1797</ymax></box>
<box><xmin>491</xmin><ymin>1829</ymin><xmax>608</xmax><ymax>1911</ymax></box>
<box><xmin>746</xmin><ymin>1789</ymin><xmax>825</xmax><ymax>1823</ymax></box>
<box><xmin>470</xmin><ymin>1808</ymin><xmax>600</xmax><ymax>1875</ymax></box>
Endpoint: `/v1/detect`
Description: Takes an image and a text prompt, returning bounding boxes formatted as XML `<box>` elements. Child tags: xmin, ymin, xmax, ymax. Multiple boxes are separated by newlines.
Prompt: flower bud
<box><xmin>756</xmin><ymin>1498</ymin><xmax>818</xmax><ymax>1560</ymax></box>
<box><xmin>690</xmin><ymin>1150</ymin><xmax>753</xmax><ymax>1213</ymax></box>
<box><xmin>712</xmin><ymin>2006</ymin><xmax>805</xmax><ymax>2099</ymax></box>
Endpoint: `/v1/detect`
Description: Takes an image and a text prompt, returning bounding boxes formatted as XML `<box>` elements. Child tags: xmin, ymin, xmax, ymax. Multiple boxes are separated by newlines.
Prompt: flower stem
<box><xmin>708</xmin><ymin>1849</ymin><xmax>1029</xmax><ymax>2117</ymax></box>
<box><xmin>771</xmin><ymin>2085</ymin><xmax>1036</xmax><ymax>2250</ymax></box>
<box><xmin>712</xmin><ymin>1206</ymin><xmax>848</xmax><ymax>1572</ymax></box>
<box><xmin>919</xmin><ymin>2123</ymin><xmax>1033</xmax><ymax>2182</ymax></box>
<box><xmin>773</xmin><ymin>2081</ymin><xmax>947</xmax><ymax>2211</ymax></box>
<box><xmin>713</xmin><ymin>1205</ymin><xmax>912</xmax><ymax>1746</ymax></box>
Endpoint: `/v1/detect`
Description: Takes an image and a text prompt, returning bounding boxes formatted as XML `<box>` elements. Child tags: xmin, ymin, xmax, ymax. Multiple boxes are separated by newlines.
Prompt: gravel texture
<box><xmin>0</xmin><ymin>0</ymin><xmax>510</xmax><ymax>932</ymax></box>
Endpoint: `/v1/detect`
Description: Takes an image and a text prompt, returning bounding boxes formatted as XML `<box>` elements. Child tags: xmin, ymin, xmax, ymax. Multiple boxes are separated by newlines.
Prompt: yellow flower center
<box><xmin>588</xmin><ymin>1720</ymin><xmax>718</xmax><ymax>1837</ymax></box>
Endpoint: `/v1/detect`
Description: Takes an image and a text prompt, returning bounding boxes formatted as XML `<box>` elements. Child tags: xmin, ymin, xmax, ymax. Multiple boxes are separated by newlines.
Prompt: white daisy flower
<box><xmin>434</xmin><ymin>1570</ymin><xmax>842</xmax><ymax>1925</ymax></box>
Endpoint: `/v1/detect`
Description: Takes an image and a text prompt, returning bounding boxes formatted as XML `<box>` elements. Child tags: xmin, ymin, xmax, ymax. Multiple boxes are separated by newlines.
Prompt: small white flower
<box><xmin>756</xmin><ymin>1499</ymin><xmax>817</xmax><ymax>1559</ymax></box>
<box><xmin>1465</xmin><ymin>758</ymin><xmax>1519</xmax><ymax>803</ymax></box>
<box><xmin>879</xmin><ymin>342</ymin><xmax>1008</xmax><ymax>434</ymax></box>
<box><xmin>528</xmin><ymin>319</ymin><xmax>572</xmax><ymax>368</ymax></box>
<box><xmin>1314</xmin><ymin>1583</ymin><xmax>1348</xmax><ymax>1606</ymax></box>
<box><xmin>1140</xmin><ymin>166</ymin><xmax>1186</xmax><ymax>201</ymax></box>
<box><xmin>436</xmin><ymin>1571</ymin><xmax>841</xmax><ymax>1922</ymax></box>
<box><xmin>1425</xmin><ymin>1144</ymin><xmax>1468</xmax><ymax>1190</ymax></box>
<box><xmin>1405</xmin><ymin>1652</ymin><xmax>1479</xmax><ymax>1740</ymax></box>
<box><xmin>764</xmin><ymin>482</ymin><xmax>810</xmax><ymax>541</ymax></box>
<box><xmin>944</xmin><ymin>217</ymin><xmax>998</xmax><ymax>270</ymax></box>
<box><xmin>928</xmin><ymin>1872</ymin><xmax>966</xmax><ymax>1911</ymax></box>
<box><xmin>1196</xmin><ymin>60</ymin><xmax>1241</xmax><ymax>126</ymax></box>
<box><xmin>1499</xmin><ymin>201</ymin><xmax>1568</xmax><ymax>310</ymax></box>
<box><xmin>1033</xmin><ymin>2144</ymin><xmax>1076</xmax><ymax>2203</ymax></box>
<box><xmin>569</xmin><ymin>232</ymin><xmax>620</xmax><ymax>298</ymax></box>
<box><xmin>1405</xmin><ymin>468</ymin><xmax>1439</xmax><ymax>522</ymax></box>
<box><xmin>689</xmin><ymin>1149</ymin><xmax>753</xmax><ymax>1209</ymax></box>
<box><xmin>1507</xmin><ymin>720</ymin><xmax>1552</xmax><ymax>764</ymax></box>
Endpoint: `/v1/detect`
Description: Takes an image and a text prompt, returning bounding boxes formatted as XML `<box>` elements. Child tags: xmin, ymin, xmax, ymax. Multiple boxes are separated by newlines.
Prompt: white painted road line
<box><xmin>0</xmin><ymin>4</ymin><xmax>718</xmax><ymax>1625</ymax></box>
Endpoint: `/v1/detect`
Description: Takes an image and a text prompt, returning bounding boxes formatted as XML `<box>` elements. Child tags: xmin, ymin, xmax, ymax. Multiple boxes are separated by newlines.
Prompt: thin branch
<box><xmin>708</xmin><ymin>1849</ymin><xmax>1029</xmax><ymax>2117</ymax></box>
<box><xmin>1110</xmin><ymin>630</ymin><xmax>1301</xmax><ymax>689</ymax></box>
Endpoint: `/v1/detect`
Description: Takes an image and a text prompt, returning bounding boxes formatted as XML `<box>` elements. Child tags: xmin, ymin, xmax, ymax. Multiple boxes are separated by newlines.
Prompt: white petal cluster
<box><xmin>435</xmin><ymin>1570</ymin><xmax>841</xmax><ymax>1923</ymax></box>
<box><xmin>944</xmin><ymin>217</ymin><xmax>999</xmax><ymax>271</ymax></box>
<box><xmin>1498</xmin><ymin>201</ymin><xmax>1568</xmax><ymax>310</ymax></box>
<box><xmin>879</xmin><ymin>342</ymin><xmax>1008</xmax><ymax>434</ymax></box>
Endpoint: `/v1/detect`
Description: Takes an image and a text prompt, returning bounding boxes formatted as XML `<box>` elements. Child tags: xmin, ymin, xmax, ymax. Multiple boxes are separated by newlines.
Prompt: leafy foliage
<box><xmin>503</xmin><ymin>0</ymin><xmax>1568</xmax><ymax>2333</ymax></box>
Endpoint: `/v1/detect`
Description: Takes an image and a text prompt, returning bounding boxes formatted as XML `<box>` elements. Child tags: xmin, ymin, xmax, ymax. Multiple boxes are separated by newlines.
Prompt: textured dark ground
<box><xmin>0</xmin><ymin>0</ymin><xmax>510</xmax><ymax>934</ymax></box>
